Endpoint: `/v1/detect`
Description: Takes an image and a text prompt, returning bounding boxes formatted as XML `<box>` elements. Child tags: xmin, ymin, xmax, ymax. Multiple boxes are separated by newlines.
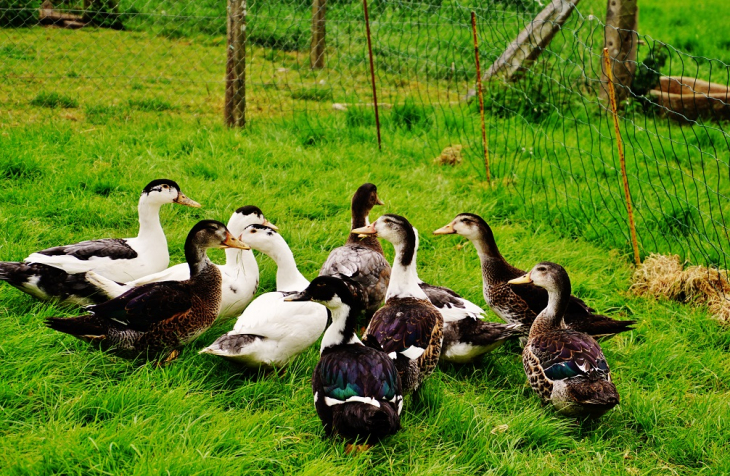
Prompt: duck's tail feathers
<box><xmin>333</xmin><ymin>401</ymin><xmax>401</xmax><ymax>442</ymax></box>
<box><xmin>45</xmin><ymin>315</ymin><xmax>106</xmax><ymax>339</ymax></box>
<box><xmin>84</xmin><ymin>271</ymin><xmax>129</xmax><ymax>299</ymax></box>
<box><xmin>0</xmin><ymin>261</ymin><xmax>32</xmax><ymax>283</ymax></box>
<box><xmin>579</xmin><ymin>317</ymin><xmax>637</xmax><ymax>340</ymax></box>
<box><xmin>199</xmin><ymin>333</ymin><xmax>261</xmax><ymax>356</ymax></box>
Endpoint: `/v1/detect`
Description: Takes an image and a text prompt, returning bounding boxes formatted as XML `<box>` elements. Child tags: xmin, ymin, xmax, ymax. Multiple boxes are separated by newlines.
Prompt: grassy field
<box><xmin>1</xmin><ymin>0</ymin><xmax>730</xmax><ymax>474</ymax></box>
<box><xmin>1</xmin><ymin>114</ymin><xmax>729</xmax><ymax>475</ymax></box>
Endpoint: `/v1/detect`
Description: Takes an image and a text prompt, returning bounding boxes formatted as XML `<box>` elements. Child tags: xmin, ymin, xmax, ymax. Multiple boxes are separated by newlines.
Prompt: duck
<box><xmin>199</xmin><ymin>224</ymin><xmax>328</xmax><ymax>369</ymax></box>
<box><xmin>421</xmin><ymin>280</ymin><xmax>523</xmax><ymax>363</ymax></box>
<box><xmin>44</xmin><ymin>220</ymin><xmax>250</xmax><ymax>360</ymax></box>
<box><xmin>84</xmin><ymin>205</ymin><xmax>275</xmax><ymax>319</ymax></box>
<box><xmin>433</xmin><ymin>213</ymin><xmax>635</xmax><ymax>339</ymax></box>
<box><xmin>319</xmin><ymin>183</ymin><xmax>391</xmax><ymax>321</ymax></box>
<box><xmin>352</xmin><ymin>214</ymin><xmax>443</xmax><ymax>394</ymax></box>
<box><xmin>0</xmin><ymin>179</ymin><xmax>201</xmax><ymax>305</ymax></box>
<box><xmin>508</xmin><ymin>262</ymin><xmax>620</xmax><ymax>418</ymax></box>
<box><xmin>286</xmin><ymin>276</ymin><xmax>402</xmax><ymax>445</ymax></box>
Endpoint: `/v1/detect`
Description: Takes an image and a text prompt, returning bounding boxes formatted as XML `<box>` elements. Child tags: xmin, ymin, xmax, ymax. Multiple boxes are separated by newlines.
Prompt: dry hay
<box><xmin>630</xmin><ymin>253</ymin><xmax>730</xmax><ymax>323</ymax></box>
<box><xmin>434</xmin><ymin>144</ymin><xmax>463</xmax><ymax>166</ymax></box>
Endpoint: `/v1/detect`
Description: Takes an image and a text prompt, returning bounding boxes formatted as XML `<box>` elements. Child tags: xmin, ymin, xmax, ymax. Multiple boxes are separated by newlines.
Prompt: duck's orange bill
<box><xmin>432</xmin><ymin>222</ymin><xmax>456</xmax><ymax>235</ymax></box>
<box><xmin>352</xmin><ymin>223</ymin><xmax>377</xmax><ymax>237</ymax></box>
<box><xmin>222</xmin><ymin>233</ymin><xmax>251</xmax><ymax>250</ymax></box>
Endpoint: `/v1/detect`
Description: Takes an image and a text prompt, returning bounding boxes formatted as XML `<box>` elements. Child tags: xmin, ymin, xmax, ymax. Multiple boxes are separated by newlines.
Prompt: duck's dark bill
<box><xmin>284</xmin><ymin>291</ymin><xmax>311</xmax><ymax>302</ymax></box>
<box><xmin>175</xmin><ymin>193</ymin><xmax>202</xmax><ymax>208</ymax></box>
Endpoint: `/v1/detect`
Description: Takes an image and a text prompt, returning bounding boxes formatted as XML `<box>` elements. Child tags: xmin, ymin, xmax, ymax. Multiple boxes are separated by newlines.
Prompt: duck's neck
<box><xmin>471</xmin><ymin>227</ymin><xmax>513</xmax><ymax>283</ymax></box>
<box><xmin>186</xmin><ymin>244</ymin><xmax>214</xmax><ymax>278</ymax></box>
<box><xmin>529</xmin><ymin>286</ymin><xmax>570</xmax><ymax>337</ymax></box>
<box><xmin>136</xmin><ymin>196</ymin><xmax>166</xmax><ymax>243</ymax></box>
<box><xmin>321</xmin><ymin>303</ymin><xmax>361</xmax><ymax>353</ymax></box>
<box><xmin>223</xmin><ymin>247</ymin><xmax>257</xmax><ymax>275</ymax></box>
<box><xmin>346</xmin><ymin>213</ymin><xmax>383</xmax><ymax>253</ymax></box>
<box><xmin>267</xmin><ymin>239</ymin><xmax>309</xmax><ymax>292</ymax></box>
<box><xmin>386</xmin><ymin>243</ymin><xmax>428</xmax><ymax>300</ymax></box>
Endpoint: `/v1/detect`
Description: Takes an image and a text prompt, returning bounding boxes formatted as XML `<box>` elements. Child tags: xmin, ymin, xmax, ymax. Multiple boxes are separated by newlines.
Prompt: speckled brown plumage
<box><xmin>439</xmin><ymin>213</ymin><xmax>635</xmax><ymax>340</ymax></box>
<box><xmin>45</xmin><ymin>220</ymin><xmax>238</xmax><ymax>360</ymax></box>
<box><xmin>515</xmin><ymin>262</ymin><xmax>620</xmax><ymax>418</ymax></box>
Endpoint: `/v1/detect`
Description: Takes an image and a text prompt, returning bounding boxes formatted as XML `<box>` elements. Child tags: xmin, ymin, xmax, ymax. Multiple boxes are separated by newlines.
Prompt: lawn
<box><xmin>1</xmin><ymin>0</ymin><xmax>730</xmax><ymax>474</ymax></box>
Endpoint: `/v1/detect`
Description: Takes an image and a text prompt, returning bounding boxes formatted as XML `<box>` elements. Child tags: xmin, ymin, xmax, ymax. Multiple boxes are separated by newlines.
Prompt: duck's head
<box><xmin>352</xmin><ymin>214</ymin><xmax>413</xmax><ymax>242</ymax></box>
<box><xmin>142</xmin><ymin>179</ymin><xmax>201</xmax><ymax>208</ymax></box>
<box><xmin>186</xmin><ymin>220</ymin><xmax>250</xmax><ymax>251</ymax></box>
<box><xmin>508</xmin><ymin>261</ymin><xmax>571</xmax><ymax>295</ymax></box>
<box><xmin>285</xmin><ymin>276</ymin><xmax>356</xmax><ymax>310</ymax></box>
<box><xmin>227</xmin><ymin>205</ymin><xmax>278</xmax><ymax>237</ymax></box>
<box><xmin>237</xmin><ymin>224</ymin><xmax>282</xmax><ymax>254</ymax></box>
<box><xmin>433</xmin><ymin>213</ymin><xmax>489</xmax><ymax>240</ymax></box>
<box><xmin>352</xmin><ymin>214</ymin><xmax>417</xmax><ymax>265</ymax></box>
<box><xmin>351</xmin><ymin>183</ymin><xmax>385</xmax><ymax>215</ymax></box>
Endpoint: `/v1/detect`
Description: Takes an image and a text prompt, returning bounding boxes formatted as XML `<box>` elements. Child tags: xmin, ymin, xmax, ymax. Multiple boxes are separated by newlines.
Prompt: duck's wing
<box><xmin>420</xmin><ymin>282</ymin><xmax>485</xmax><ymax>320</ymax></box>
<box><xmin>317</xmin><ymin>347</ymin><xmax>402</xmax><ymax>405</ymax></box>
<box><xmin>89</xmin><ymin>281</ymin><xmax>192</xmax><ymax>332</ymax></box>
<box><xmin>30</xmin><ymin>238</ymin><xmax>138</xmax><ymax>262</ymax></box>
<box><xmin>529</xmin><ymin>330</ymin><xmax>610</xmax><ymax>382</ymax></box>
<box><xmin>320</xmin><ymin>244</ymin><xmax>390</xmax><ymax>310</ymax></box>
<box><xmin>365</xmin><ymin>298</ymin><xmax>441</xmax><ymax>358</ymax></box>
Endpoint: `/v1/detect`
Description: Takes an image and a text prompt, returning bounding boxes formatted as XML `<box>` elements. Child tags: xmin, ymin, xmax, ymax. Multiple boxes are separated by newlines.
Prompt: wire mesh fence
<box><xmin>1</xmin><ymin>0</ymin><xmax>729</xmax><ymax>301</ymax></box>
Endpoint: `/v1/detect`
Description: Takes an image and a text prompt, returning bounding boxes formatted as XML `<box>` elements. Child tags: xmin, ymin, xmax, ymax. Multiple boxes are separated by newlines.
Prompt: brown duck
<box><xmin>45</xmin><ymin>220</ymin><xmax>249</xmax><ymax>360</ymax></box>
<box><xmin>509</xmin><ymin>262</ymin><xmax>620</xmax><ymax>418</ymax></box>
<box><xmin>434</xmin><ymin>213</ymin><xmax>635</xmax><ymax>339</ymax></box>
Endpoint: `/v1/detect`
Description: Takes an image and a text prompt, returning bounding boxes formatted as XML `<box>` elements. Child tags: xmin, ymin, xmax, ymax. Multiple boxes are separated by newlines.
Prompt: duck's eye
<box><xmin>250</xmin><ymin>229</ymin><xmax>257</xmax><ymax>234</ymax></box>
<box><xmin>537</xmin><ymin>267</ymin><xmax>546</xmax><ymax>272</ymax></box>
<box><xmin>316</xmin><ymin>283</ymin><xmax>325</xmax><ymax>287</ymax></box>
<box><xmin>162</xmin><ymin>184</ymin><xmax>169</xmax><ymax>189</ymax></box>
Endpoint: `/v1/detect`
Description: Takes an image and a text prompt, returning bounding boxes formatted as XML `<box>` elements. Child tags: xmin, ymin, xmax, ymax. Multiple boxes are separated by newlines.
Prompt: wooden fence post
<box><xmin>600</xmin><ymin>0</ymin><xmax>638</xmax><ymax>104</ymax></box>
<box><xmin>482</xmin><ymin>0</ymin><xmax>581</xmax><ymax>83</ymax></box>
<box><xmin>225</xmin><ymin>0</ymin><xmax>246</xmax><ymax>128</ymax></box>
<box><xmin>310</xmin><ymin>0</ymin><xmax>327</xmax><ymax>69</ymax></box>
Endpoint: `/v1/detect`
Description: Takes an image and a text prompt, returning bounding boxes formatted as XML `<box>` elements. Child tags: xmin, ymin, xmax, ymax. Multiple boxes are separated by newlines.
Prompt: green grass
<box><xmin>1</xmin><ymin>1</ymin><xmax>729</xmax><ymax>473</ymax></box>
<box><xmin>29</xmin><ymin>92</ymin><xmax>79</xmax><ymax>109</ymax></box>
<box><xmin>0</xmin><ymin>114</ymin><xmax>729</xmax><ymax>475</ymax></box>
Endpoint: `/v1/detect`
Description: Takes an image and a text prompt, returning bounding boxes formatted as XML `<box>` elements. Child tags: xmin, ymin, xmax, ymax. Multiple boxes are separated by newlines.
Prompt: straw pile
<box><xmin>631</xmin><ymin>253</ymin><xmax>730</xmax><ymax>323</ymax></box>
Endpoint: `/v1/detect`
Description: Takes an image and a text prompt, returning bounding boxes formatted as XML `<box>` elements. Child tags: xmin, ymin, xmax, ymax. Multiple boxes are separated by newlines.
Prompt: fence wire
<box><xmin>1</xmin><ymin>0</ymin><xmax>729</xmax><ymax>301</ymax></box>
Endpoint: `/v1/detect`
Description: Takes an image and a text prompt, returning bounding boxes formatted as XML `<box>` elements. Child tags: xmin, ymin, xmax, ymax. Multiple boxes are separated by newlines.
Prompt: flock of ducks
<box><xmin>0</xmin><ymin>179</ymin><xmax>635</xmax><ymax>446</ymax></box>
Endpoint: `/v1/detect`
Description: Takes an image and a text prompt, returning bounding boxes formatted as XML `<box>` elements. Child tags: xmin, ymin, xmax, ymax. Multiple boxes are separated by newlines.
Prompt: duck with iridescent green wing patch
<box><xmin>509</xmin><ymin>262</ymin><xmax>620</xmax><ymax>418</ymax></box>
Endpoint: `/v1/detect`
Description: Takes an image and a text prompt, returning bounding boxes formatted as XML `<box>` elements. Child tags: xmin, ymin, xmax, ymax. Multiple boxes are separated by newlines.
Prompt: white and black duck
<box><xmin>199</xmin><ymin>224</ymin><xmax>328</xmax><ymax>368</ymax></box>
<box><xmin>45</xmin><ymin>220</ymin><xmax>249</xmax><ymax>360</ymax></box>
<box><xmin>286</xmin><ymin>276</ymin><xmax>402</xmax><ymax>444</ymax></box>
<box><xmin>84</xmin><ymin>205</ymin><xmax>275</xmax><ymax>319</ymax></box>
<box><xmin>0</xmin><ymin>179</ymin><xmax>200</xmax><ymax>305</ymax></box>
<box><xmin>434</xmin><ymin>213</ymin><xmax>635</xmax><ymax>339</ymax></box>
<box><xmin>319</xmin><ymin>183</ymin><xmax>391</xmax><ymax>321</ymax></box>
<box><xmin>509</xmin><ymin>262</ymin><xmax>620</xmax><ymax>418</ymax></box>
<box><xmin>353</xmin><ymin>214</ymin><xmax>443</xmax><ymax>394</ymax></box>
